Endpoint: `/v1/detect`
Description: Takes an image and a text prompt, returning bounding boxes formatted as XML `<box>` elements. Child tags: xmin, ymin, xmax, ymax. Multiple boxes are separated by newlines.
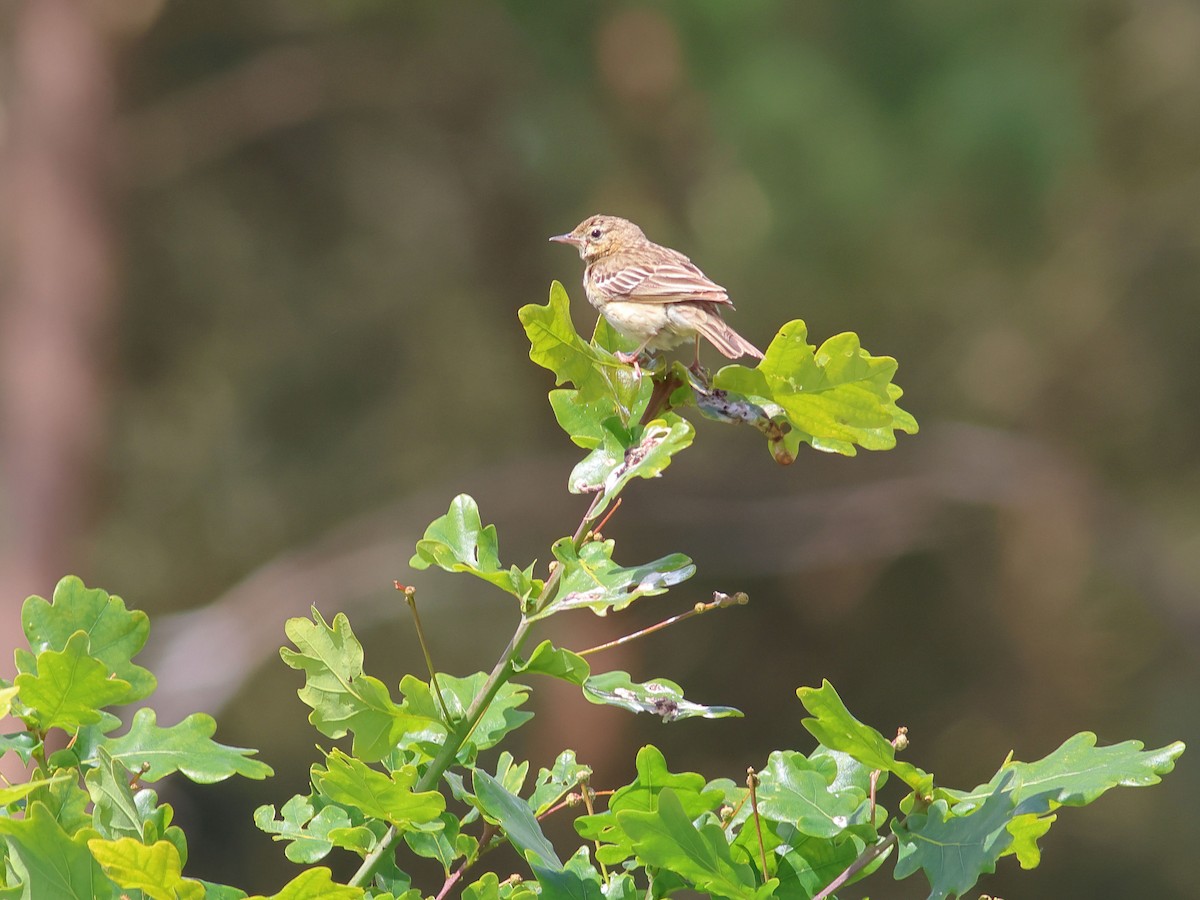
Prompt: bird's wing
<box><xmin>595</xmin><ymin>254</ymin><xmax>732</xmax><ymax>306</ymax></box>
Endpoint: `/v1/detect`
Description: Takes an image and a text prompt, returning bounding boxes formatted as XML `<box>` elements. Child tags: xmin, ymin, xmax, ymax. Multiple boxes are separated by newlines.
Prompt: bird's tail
<box><xmin>678</xmin><ymin>304</ymin><xmax>764</xmax><ymax>360</ymax></box>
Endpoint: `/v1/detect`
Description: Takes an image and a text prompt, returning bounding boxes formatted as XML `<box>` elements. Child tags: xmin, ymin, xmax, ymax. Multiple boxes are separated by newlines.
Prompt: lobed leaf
<box><xmin>567</xmin><ymin>417</ymin><xmax>694</xmax><ymax>517</ymax></box>
<box><xmin>534</xmin><ymin>539</ymin><xmax>694</xmax><ymax>620</ymax></box>
<box><xmin>248</xmin><ymin>867</ymin><xmax>364</xmax><ymax>900</ymax></box>
<box><xmin>583</xmin><ymin>671</ymin><xmax>741</xmax><ymax>722</ymax></box>
<box><xmin>713</xmin><ymin>320</ymin><xmax>917</xmax><ymax>458</ymax></box>
<box><xmin>513</xmin><ymin>641</ymin><xmax>590</xmax><ymax>686</ymax></box>
<box><xmin>18</xmin><ymin>576</ymin><xmax>155</xmax><ymax>701</ymax></box>
<box><xmin>15</xmin><ymin>632</ymin><xmax>133</xmax><ymax>732</ymax></box>
<box><xmin>754</xmin><ymin>750</ymin><xmax>867</xmax><ymax>839</ymax></box>
<box><xmin>281</xmin><ymin>609</ymin><xmax>444</xmax><ymax>762</ymax></box>
<box><xmin>99</xmin><ymin>707</ymin><xmax>272</xmax><ymax>784</ymax></box>
<box><xmin>409</xmin><ymin>495</ymin><xmax>541</xmax><ymax>602</ymax></box>
<box><xmin>528</xmin><ymin>750</ymin><xmax>592</xmax><ymax>817</ymax></box>
<box><xmin>400</xmin><ymin>672</ymin><xmax>532</xmax><ymax>752</ymax></box>
<box><xmin>575</xmin><ymin>745</ymin><xmax>724</xmax><ymax>866</ymax></box>
<box><xmin>617</xmin><ymin>789</ymin><xmax>775</xmax><ymax>900</ymax></box>
<box><xmin>0</xmin><ymin>801</ymin><xmax>109</xmax><ymax>898</ymax></box>
<box><xmin>798</xmin><ymin>680</ymin><xmax>930</xmax><ymax>792</ymax></box>
<box><xmin>253</xmin><ymin>795</ymin><xmax>350</xmax><ymax>864</ymax></box>
<box><xmin>87</xmin><ymin>836</ymin><xmax>204</xmax><ymax>900</ymax></box>
<box><xmin>311</xmin><ymin>749</ymin><xmax>445</xmax><ymax>828</ymax></box>
<box><xmin>520</xmin><ymin>282</ymin><xmax>650</xmax><ymax>447</ymax></box>
<box><xmin>893</xmin><ymin>774</ymin><xmax>1019</xmax><ymax>899</ymax></box>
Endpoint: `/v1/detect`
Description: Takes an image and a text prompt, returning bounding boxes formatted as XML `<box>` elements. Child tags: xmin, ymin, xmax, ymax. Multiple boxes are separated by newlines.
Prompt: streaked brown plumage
<box><xmin>549</xmin><ymin>215</ymin><xmax>763</xmax><ymax>374</ymax></box>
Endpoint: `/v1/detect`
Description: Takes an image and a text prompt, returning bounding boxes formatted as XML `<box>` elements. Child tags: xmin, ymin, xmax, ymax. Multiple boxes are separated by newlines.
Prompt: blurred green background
<box><xmin>1</xmin><ymin>1</ymin><xmax>1196</xmax><ymax>896</ymax></box>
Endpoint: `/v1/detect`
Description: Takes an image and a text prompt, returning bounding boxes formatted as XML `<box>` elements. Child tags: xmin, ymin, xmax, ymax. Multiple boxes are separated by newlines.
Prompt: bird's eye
<box><xmin>590</xmin><ymin>228</ymin><xmax>602</xmax><ymax>239</ymax></box>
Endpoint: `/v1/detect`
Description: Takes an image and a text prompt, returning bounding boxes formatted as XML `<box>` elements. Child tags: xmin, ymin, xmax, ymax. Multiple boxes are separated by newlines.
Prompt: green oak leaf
<box><xmin>798</xmin><ymin>680</ymin><xmax>930</xmax><ymax>792</ymax></box>
<box><xmin>474</xmin><ymin>769</ymin><xmax>562</xmax><ymax>871</ymax></box>
<box><xmin>893</xmin><ymin>774</ymin><xmax>1019</xmax><ymax>899</ymax></box>
<box><xmin>401</xmin><ymin>672</ymin><xmax>532</xmax><ymax>752</ymax></box>
<box><xmin>528</xmin><ymin>750</ymin><xmax>592</xmax><ymax>817</ymax></box>
<box><xmin>943</xmin><ymin>733</ymin><xmax>1186</xmax><ymax>817</ymax></box>
<box><xmin>583</xmin><ymin>671</ymin><xmax>741</xmax><ymax>722</ymax></box>
<box><xmin>618</xmin><ymin>788</ymin><xmax>776</xmax><ymax>900</ymax></box>
<box><xmin>15</xmin><ymin>631</ymin><xmax>133</xmax><ymax>732</ymax></box>
<box><xmin>253</xmin><ymin>794</ymin><xmax>350</xmax><ymax>864</ymax></box>
<box><xmin>714</xmin><ymin>320</ymin><xmax>917</xmax><ymax>457</ymax></box>
<box><xmin>532</xmin><ymin>846</ymin><xmax>607</xmax><ymax>900</ymax></box>
<box><xmin>250</xmin><ymin>866</ymin><xmax>364</xmax><ymax>899</ymax></box>
<box><xmin>87</xmin><ymin>837</ymin><xmax>204</xmax><ymax>900</ymax></box>
<box><xmin>575</xmin><ymin>745</ymin><xmax>724</xmax><ymax>866</ymax></box>
<box><xmin>1003</xmin><ymin>812</ymin><xmax>1055</xmax><ymax>869</ymax></box>
<box><xmin>0</xmin><ymin>730</ymin><xmax>38</xmax><ymax>766</ymax></box>
<box><xmin>404</xmin><ymin>812</ymin><xmax>470</xmax><ymax>875</ymax></box>
<box><xmin>281</xmin><ymin>609</ymin><xmax>444</xmax><ymax>762</ymax></box>
<box><xmin>567</xmin><ymin>416</ymin><xmax>694</xmax><ymax>516</ymax></box>
<box><xmin>409</xmin><ymin>495</ymin><xmax>542</xmax><ymax>602</ymax></box>
<box><xmin>754</xmin><ymin>750</ymin><xmax>866</xmax><ymax>839</ymax></box>
<box><xmin>513</xmin><ymin>640</ymin><xmax>591</xmax><ymax>686</ymax></box>
<box><xmin>520</xmin><ymin>283</ymin><xmax>650</xmax><ymax>446</ymax></box>
<box><xmin>98</xmin><ymin>707</ymin><xmax>272</xmax><ymax>783</ymax></box>
<box><xmin>17</xmin><ymin>576</ymin><xmax>155</xmax><ymax>701</ymax></box>
<box><xmin>85</xmin><ymin>748</ymin><xmax>148</xmax><ymax>841</ymax></box>
<box><xmin>997</xmin><ymin>732</ymin><xmax>1181</xmax><ymax>814</ymax></box>
<box><xmin>534</xmin><ymin>539</ymin><xmax>694</xmax><ymax>620</ymax></box>
<box><xmin>0</xmin><ymin>801</ymin><xmax>110</xmax><ymax>899</ymax></box>
<box><xmin>770</xmin><ymin>826</ymin><xmax>884</xmax><ymax>897</ymax></box>
<box><xmin>463</xmin><ymin>872</ymin><xmax>540</xmax><ymax>900</ymax></box>
<box><xmin>312</xmin><ymin>749</ymin><xmax>445</xmax><ymax>828</ymax></box>
<box><xmin>0</xmin><ymin>771</ymin><xmax>73</xmax><ymax>810</ymax></box>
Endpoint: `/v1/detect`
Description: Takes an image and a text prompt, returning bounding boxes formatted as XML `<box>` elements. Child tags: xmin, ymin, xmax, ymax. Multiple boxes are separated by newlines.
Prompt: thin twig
<box><xmin>746</xmin><ymin>768</ymin><xmax>769</xmax><ymax>878</ymax></box>
<box><xmin>576</xmin><ymin>591</ymin><xmax>748</xmax><ymax>657</ymax></box>
<box><xmin>812</xmin><ymin>832</ymin><xmax>898</xmax><ymax>900</ymax></box>
<box><xmin>397</xmin><ymin>582</ymin><xmax>451</xmax><ymax>722</ymax></box>
<box><xmin>349</xmin><ymin>493</ymin><xmax>607</xmax><ymax>888</ymax></box>
<box><xmin>823</xmin><ymin>727</ymin><xmax>911</xmax><ymax>900</ymax></box>
<box><xmin>579</xmin><ymin>776</ymin><xmax>609</xmax><ymax>882</ymax></box>
<box><xmin>588</xmin><ymin>497</ymin><xmax>622</xmax><ymax>540</ymax></box>
<box><xmin>869</xmin><ymin>727</ymin><xmax>909</xmax><ymax>824</ymax></box>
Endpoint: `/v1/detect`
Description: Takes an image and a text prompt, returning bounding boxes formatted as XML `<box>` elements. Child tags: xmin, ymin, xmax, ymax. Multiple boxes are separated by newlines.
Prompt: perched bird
<box><xmin>550</xmin><ymin>214</ymin><xmax>763</xmax><ymax>375</ymax></box>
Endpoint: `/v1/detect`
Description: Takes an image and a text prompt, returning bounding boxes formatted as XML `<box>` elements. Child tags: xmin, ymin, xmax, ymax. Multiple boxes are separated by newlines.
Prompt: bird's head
<box><xmin>549</xmin><ymin>214</ymin><xmax>645</xmax><ymax>262</ymax></box>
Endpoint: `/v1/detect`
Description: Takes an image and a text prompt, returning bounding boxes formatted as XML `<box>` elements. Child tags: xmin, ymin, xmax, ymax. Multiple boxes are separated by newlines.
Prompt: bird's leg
<box><xmin>615</xmin><ymin>338</ymin><xmax>654</xmax><ymax>378</ymax></box>
<box><xmin>689</xmin><ymin>336</ymin><xmax>702</xmax><ymax>372</ymax></box>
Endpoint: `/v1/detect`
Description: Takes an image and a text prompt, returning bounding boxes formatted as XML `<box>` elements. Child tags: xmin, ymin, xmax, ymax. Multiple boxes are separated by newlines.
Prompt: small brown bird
<box><xmin>550</xmin><ymin>214</ymin><xmax>763</xmax><ymax>375</ymax></box>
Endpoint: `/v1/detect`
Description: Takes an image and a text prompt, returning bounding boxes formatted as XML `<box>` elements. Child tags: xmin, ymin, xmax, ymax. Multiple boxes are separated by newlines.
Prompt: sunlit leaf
<box><xmin>87</xmin><ymin>836</ymin><xmax>204</xmax><ymax>900</ymax></box>
<box><xmin>99</xmin><ymin>707</ymin><xmax>272</xmax><ymax>783</ymax></box>
<box><xmin>617</xmin><ymin>789</ymin><xmax>775</xmax><ymax>900</ymax></box>
<box><xmin>0</xmin><ymin>801</ymin><xmax>109</xmax><ymax>898</ymax></box>
<box><xmin>312</xmin><ymin>749</ymin><xmax>445</xmax><ymax>828</ymax></box>
<box><xmin>534</xmin><ymin>539</ymin><xmax>694</xmax><ymax>620</ymax></box>
<box><xmin>514</xmin><ymin>640</ymin><xmax>590</xmax><ymax>686</ymax></box>
<box><xmin>281</xmin><ymin>609</ymin><xmax>444</xmax><ymax>762</ymax></box>
<box><xmin>254</xmin><ymin>794</ymin><xmax>350</xmax><ymax>864</ymax></box>
<box><xmin>714</xmin><ymin>321</ymin><xmax>917</xmax><ymax>458</ymax></box>
<box><xmin>15</xmin><ymin>632</ymin><xmax>133</xmax><ymax>732</ymax></box>
<box><xmin>18</xmin><ymin>576</ymin><xmax>155</xmax><ymax>701</ymax></box>
<box><xmin>409</xmin><ymin>495</ymin><xmax>542</xmax><ymax>602</ymax></box>
<box><xmin>798</xmin><ymin>680</ymin><xmax>930</xmax><ymax>792</ymax></box>
<box><xmin>583</xmin><ymin>671</ymin><xmax>741</xmax><ymax>722</ymax></box>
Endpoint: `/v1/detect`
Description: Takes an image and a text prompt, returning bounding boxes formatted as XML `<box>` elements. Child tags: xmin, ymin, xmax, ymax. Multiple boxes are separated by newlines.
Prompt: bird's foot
<box><xmin>614</xmin><ymin>349</ymin><xmax>645</xmax><ymax>379</ymax></box>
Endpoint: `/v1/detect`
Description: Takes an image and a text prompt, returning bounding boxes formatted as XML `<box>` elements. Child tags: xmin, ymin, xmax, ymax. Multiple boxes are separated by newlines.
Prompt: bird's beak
<box><xmin>549</xmin><ymin>232</ymin><xmax>582</xmax><ymax>246</ymax></box>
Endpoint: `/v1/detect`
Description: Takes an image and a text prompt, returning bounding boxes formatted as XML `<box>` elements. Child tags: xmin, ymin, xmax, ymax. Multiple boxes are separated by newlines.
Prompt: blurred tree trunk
<box><xmin>0</xmin><ymin>0</ymin><xmax>116</xmax><ymax>643</ymax></box>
